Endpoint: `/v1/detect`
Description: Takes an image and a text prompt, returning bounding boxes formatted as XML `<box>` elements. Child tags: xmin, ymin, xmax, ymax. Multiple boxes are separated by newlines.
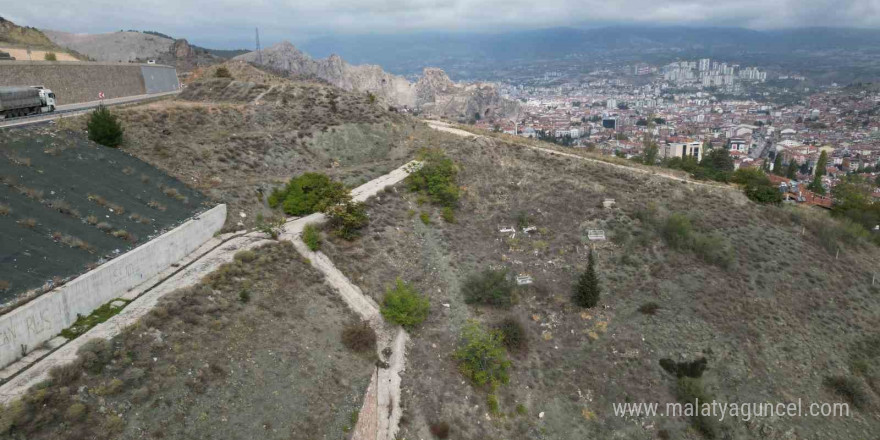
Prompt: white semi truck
<box><xmin>0</xmin><ymin>86</ymin><xmax>56</xmax><ymax>119</ymax></box>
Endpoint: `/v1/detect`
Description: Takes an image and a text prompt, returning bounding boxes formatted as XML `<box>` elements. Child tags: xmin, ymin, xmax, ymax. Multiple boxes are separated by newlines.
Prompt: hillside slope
<box><xmin>57</xmin><ymin>63</ymin><xmax>429</xmax><ymax>230</ymax></box>
<box><xmin>319</xmin><ymin>128</ymin><xmax>880</xmax><ymax>439</ymax></box>
<box><xmin>0</xmin><ymin>17</ymin><xmax>55</xmax><ymax>48</ymax></box>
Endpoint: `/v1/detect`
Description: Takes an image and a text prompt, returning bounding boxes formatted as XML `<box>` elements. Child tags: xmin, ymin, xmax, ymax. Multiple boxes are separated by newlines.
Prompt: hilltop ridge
<box><xmin>233</xmin><ymin>41</ymin><xmax>522</xmax><ymax>122</ymax></box>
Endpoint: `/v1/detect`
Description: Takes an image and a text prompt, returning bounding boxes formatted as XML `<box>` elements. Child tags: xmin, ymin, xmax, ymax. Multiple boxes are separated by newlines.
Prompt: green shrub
<box><xmin>573</xmin><ymin>250</ymin><xmax>600</xmax><ymax>308</ymax></box>
<box><xmin>823</xmin><ymin>375</ymin><xmax>870</xmax><ymax>410</ymax></box>
<box><xmin>660</xmin><ymin>213</ymin><xmax>733</xmax><ymax>268</ymax></box>
<box><xmin>325</xmin><ymin>201</ymin><xmax>369</xmax><ymax>240</ymax></box>
<box><xmin>454</xmin><ymin>320</ymin><xmax>511</xmax><ymax>389</ymax></box>
<box><xmin>234</xmin><ymin>250</ymin><xmax>256</xmax><ymax>263</ymax></box>
<box><xmin>406</xmin><ymin>149</ymin><xmax>460</xmax><ymax>208</ymax></box>
<box><xmin>255</xmin><ymin>213</ymin><xmax>284</xmax><ymax>239</ymax></box>
<box><xmin>462</xmin><ymin>268</ymin><xmax>516</xmax><ymax>307</ymax></box>
<box><xmin>44</xmin><ymin>52</ymin><xmax>57</xmax><ymax>61</ymax></box>
<box><xmin>87</xmin><ymin>105</ymin><xmax>124</xmax><ymax>147</ymax></box>
<box><xmin>214</xmin><ymin>66</ymin><xmax>232</xmax><ymax>78</ymax></box>
<box><xmin>661</xmin><ymin>213</ymin><xmax>693</xmax><ymax>249</ymax></box>
<box><xmin>733</xmin><ymin>168</ymin><xmax>782</xmax><ymax>204</ymax></box>
<box><xmin>676</xmin><ymin>377</ymin><xmax>721</xmax><ymax>438</ymax></box>
<box><xmin>380</xmin><ymin>279</ymin><xmax>430</xmax><ymax>329</ymax></box>
<box><xmin>487</xmin><ymin>393</ymin><xmax>500</xmax><ymax>414</ymax></box>
<box><xmin>238</xmin><ymin>289</ymin><xmax>250</xmax><ymax>303</ymax></box>
<box><xmin>429</xmin><ymin>421</ymin><xmax>450</xmax><ymax>439</ymax></box>
<box><xmin>341</xmin><ymin>321</ymin><xmax>377</xmax><ymax>352</ymax></box>
<box><xmin>494</xmin><ymin>317</ymin><xmax>528</xmax><ymax>352</ymax></box>
<box><xmin>441</xmin><ymin>206</ymin><xmax>455</xmax><ymax>223</ymax></box>
<box><xmin>302</xmin><ymin>223</ymin><xmax>322</xmax><ymax>251</ymax></box>
<box><xmin>420</xmin><ymin>212</ymin><xmax>431</xmax><ymax>225</ymax></box>
<box><xmin>660</xmin><ymin>357</ymin><xmax>708</xmax><ymax>378</ymax></box>
<box><xmin>638</xmin><ymin>302</ymin><xmax>660</xmax><ymax>315</ymax></box>
<box><xmin>268</xmin><ymin>173</ymin><xmax>349</xmax><ymax>216</ymax></box>
<box><xmin>65</xmin><ymin>402</ymin><xmax>86</xmax><ymax>421</ymax></box>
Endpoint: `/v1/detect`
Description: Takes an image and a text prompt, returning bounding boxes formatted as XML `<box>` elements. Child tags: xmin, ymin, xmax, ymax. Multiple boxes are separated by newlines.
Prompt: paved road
<box><xmin>0</xmin><ymin>90</ymin><xmax>180</xmax><ymax>128</ymax></box>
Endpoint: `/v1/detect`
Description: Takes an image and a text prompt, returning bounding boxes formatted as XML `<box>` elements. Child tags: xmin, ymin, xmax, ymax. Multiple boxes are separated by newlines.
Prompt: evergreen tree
<box><xmin>573</xmin><ymin>250</ymin><xmax>600</xmax><ymax>308</ymax></box>
<box><xmin>87</xmin><ymin>105</ymin><xmax>124</xmax><ymax>147</ymax></box>
<box><xmin>815</xmin><ymin>151</ymin><xmax>829</xmax><ymax>176</ymax></box>
<box><xmin>772</xmin><ymin>154</ymin><xmax>784</xmax><ymax>176</ymax></box>
<box><xmin>808</xmin><ymin>175</ymin><xmax>825</xmax><ymax>195</ymax></box>
<box><xmin>786</xmin><ymin>160</ymin><xmax>798</xmax><ymax>179</ymax></box>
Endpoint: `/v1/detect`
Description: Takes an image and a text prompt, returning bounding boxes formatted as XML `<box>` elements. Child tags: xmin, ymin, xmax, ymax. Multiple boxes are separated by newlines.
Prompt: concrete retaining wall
<box><xmin>0</xmin><ymin>204</ymin><xmax>226</xmax><ymax>369</ymax></box>
<box><xmin>141</xmin><ymin>65</ymin><xmax>179</xmax><ymax>95</ymax></box>
<box><xmin>0</xmin><ymin>61</ymin><xmax>179</xmax><ymax>105</ymax></box>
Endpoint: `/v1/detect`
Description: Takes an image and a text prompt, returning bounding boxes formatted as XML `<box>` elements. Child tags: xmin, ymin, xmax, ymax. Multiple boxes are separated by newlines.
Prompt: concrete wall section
<box><xmin>141</xmin><ymin>65</ymin><xmax>180</xmax><ymax>94</ymax></box>
<box><xmin>0</xmin><ymin>204</ymin><xmax>226</xmax><ymax>369</ymax></box>
<box><xmin>0</xmin><ymin>61</ymin><xmax>178</xmax><ymax>105</ymax></box>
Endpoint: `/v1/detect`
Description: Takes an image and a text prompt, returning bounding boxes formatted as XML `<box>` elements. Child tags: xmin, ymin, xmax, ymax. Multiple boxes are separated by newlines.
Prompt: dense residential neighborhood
<box><xmin>474</xmin><ymin>59</ymin><xmax>880</xmax><ymax>210</ymax></box>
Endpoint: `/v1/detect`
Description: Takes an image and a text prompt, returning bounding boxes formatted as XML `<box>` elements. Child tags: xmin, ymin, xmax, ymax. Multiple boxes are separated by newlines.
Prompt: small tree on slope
<box><xmin>87</xmin><ymin>105</ymin><xmax>124</xmax><ymax>147</ymax></box>
<box><xmin>573</xmin><ymin>250</ymin><xmax>600</xmax><ymax>308</ymax></box>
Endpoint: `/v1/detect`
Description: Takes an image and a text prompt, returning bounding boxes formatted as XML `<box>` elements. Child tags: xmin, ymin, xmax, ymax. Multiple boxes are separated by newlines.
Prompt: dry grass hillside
<box><xmin>0</xmin><ymin>242</ymin><xmax>374</xmax><ymax>439</ymax></box>
<box><xmin>58</xmin><ymin>63</ymin><xmax>428</xmax><ymax>229</ymax></box>
<box><xmin>319</xmin><ymin>128</ymin><xmax>880</xmax><ymax>439</ymax></box>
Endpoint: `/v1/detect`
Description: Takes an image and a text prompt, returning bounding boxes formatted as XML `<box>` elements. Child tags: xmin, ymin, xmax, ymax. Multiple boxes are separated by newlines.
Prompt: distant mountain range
<box><xmin>300</xmin><ymin>26</ymin><xmax>880</xmax><ymax>82</ymax></box>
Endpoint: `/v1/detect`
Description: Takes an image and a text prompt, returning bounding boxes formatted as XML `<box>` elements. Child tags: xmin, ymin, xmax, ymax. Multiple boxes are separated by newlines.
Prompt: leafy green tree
<box><xmin>87</xmin><ymin>105</ymin><xmax>124</xmax><ymax>147</ymax></box>
<box><xmin>831</xmin><ymin>175</ymin><xmax>880</xmax><ymax>231</ymax></box>
<box><xmin>453</xmin><ymin>320</ymin><xmax>511</xmax><ymax>389</ymax></box>
<box><xmin>380</xmin><ymin>279</ymin><xmax>430</xmax><ymax>329</ymax></box>
<box><xmin>732</xmin><ymin>168</ymin><xmax>782</xmax><ymax>204</ymax></box>
<box><xmin>573</xmin><ymin>250</ymin><xmax>600</xmax><ymax>308</ymax></box>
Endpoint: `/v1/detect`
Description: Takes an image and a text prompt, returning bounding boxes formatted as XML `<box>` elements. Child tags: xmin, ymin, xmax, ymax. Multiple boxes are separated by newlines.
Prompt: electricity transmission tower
<box><xmin>255</xmin><ymin>27</ymin><xmax>262</xmax><ymax>65</ymax></box>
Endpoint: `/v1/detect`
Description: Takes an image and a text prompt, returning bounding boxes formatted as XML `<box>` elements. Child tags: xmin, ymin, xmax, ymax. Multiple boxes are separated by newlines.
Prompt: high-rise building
<box><xmin>699</xmin><ymin>58</ymin><xmax>711</xmax><ymax>72</ymax></box>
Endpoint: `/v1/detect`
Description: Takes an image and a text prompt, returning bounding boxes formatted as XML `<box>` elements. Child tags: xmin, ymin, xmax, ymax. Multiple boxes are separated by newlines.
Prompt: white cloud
<box><xmin>4</xmin><ymin>0</ymin><xmax>879</xmax><ymax>48</ymax></box>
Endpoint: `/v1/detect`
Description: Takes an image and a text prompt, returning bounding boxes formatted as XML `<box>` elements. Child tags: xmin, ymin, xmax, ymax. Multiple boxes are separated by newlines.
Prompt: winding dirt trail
<box><xmin>426</xmin><ymin>120</ymin><xmax>726</xmax><ymax>189</ymax></box>
<box><xmin>281</xmin><ymin>162</ymin><xmax>419</xmax><ymax>440</ymax></box>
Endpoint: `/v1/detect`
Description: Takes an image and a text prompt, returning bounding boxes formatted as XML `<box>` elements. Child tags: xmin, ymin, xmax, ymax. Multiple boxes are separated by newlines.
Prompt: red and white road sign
<box><xmin>98</xmin><ymin>92</ymin><xmax>105</xmax><ymax>99</ymax></box>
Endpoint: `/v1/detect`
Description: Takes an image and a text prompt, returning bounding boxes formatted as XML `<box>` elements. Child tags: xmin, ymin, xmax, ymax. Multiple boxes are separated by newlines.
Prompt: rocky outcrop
<box><xmin>172</xmin><ymin>39</ymin><xmax>194</xmax><ymax>59</ymax></box>
<box><xmin>233</xmin><ymin>42</ymin><xmax>520</xmax><ymax>120</ymax></box>
<box><xmin>414</xmin><ymin>68</ymin><xmax>522</xmax><ymax>121</ymax></box>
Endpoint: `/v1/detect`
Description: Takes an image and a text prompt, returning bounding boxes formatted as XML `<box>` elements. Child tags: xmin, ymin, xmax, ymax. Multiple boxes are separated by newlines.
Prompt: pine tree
<box><xmin>573</xmin><ymin>250</ymin><xmax>600</xmax><ymax>308</ymax></box>
<box><xmin>87</xmin><ymin>105</ymin><xmax>124</xmax><ymax>147</ymax></box>
<box><xmin>808</xmin><ymin>174</ymin><xmax>825</xmax><ymax>195</ymax></box>
<box><xmin>786</xmin><ymin>160</ymin><xmax>798</xmax><ymax>179</ymax></box>
<box><xmin>815</xmin><ymin>150</ymin><xmax>829</xmax><ymax>177</ymax></box>
<box><xmin>772</xmin><ymin>154</ymin><xmax>784</xmax><ymax>176</ymax></box>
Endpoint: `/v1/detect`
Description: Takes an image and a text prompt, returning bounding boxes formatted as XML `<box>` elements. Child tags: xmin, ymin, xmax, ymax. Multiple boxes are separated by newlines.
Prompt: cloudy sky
<box><xmin>4</xmin><ymin>0</ymin><xmax>880</xmax><ymax>48</ymax></box>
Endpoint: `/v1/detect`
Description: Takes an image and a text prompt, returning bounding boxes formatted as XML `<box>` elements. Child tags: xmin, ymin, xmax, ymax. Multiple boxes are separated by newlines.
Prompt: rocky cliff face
<box><xmin>233</xmin><ymin>42</ymin><xmax>520</xmax><ymax>121</ymax></box>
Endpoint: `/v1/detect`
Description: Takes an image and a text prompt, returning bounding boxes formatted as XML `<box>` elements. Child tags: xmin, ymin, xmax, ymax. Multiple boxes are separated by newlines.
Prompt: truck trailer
<box><xmin>0</xmin><ymin>86</ymin><xmax>56</xmax><ymax>119</ymax></box>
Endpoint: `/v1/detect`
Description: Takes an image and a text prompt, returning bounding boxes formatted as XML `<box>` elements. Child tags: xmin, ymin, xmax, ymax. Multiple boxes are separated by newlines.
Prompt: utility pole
<box><xmin>255</xmin><ymin>27</ymin><xmax>262</xmax><ymax>65</ymax></box>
